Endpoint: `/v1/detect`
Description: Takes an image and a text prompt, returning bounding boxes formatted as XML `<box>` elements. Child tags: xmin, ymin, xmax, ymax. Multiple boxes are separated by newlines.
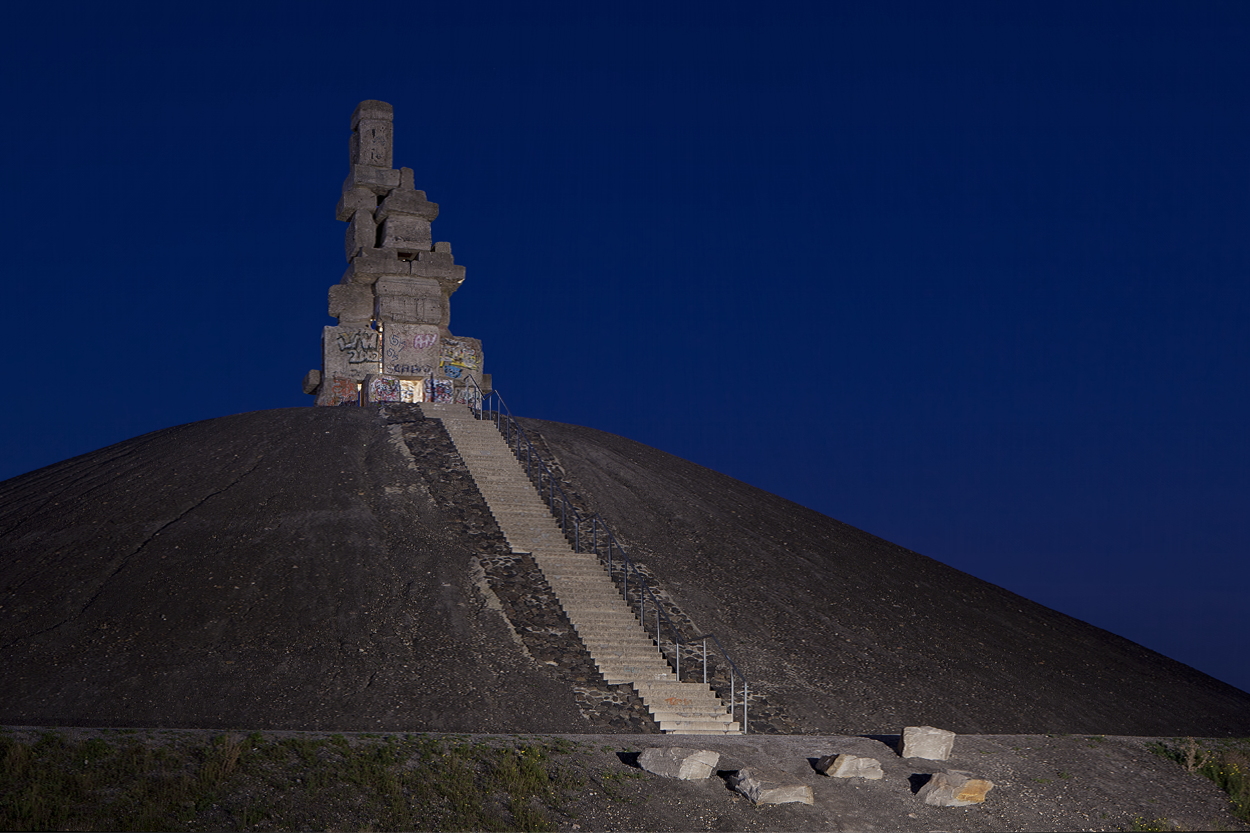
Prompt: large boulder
<box><xmin>917</xmin><ymin>770</ymin><xmax>994</xmax><ymax>807</ymax></box>
<box><xmin>902</xmin><ymin>725</ymin><xmax>955</xmax><ymax>760</ymax></box>
<box><xmin>637</xmin><ymin>747</ymin><xmax>719</xmax><ymax>780</ymax></box>
<box><xmin>815</xmin><ymin>753</ymin><xmax>884</xmax><ymax>779</ymax></box>
<box><xmin>729</xmin><ymin>767</ymin><xmax>814</xmax><ymax>805</ymax></box>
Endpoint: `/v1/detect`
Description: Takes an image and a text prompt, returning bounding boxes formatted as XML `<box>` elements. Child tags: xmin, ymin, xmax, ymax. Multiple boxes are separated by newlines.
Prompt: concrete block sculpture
<box><xmin>306</xmin><ymin>100</ymin><xmax>488</xmax><ymax>406</ymax></box>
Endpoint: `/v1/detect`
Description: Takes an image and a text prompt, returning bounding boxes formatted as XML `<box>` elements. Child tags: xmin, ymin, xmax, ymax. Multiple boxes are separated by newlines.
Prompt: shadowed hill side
<box><xmin>2</xmin><ymin>406</ymin><xmax>1247</xmax><ymax>736</ymax></box>
<box><xmin>0</xmin><ymin>407</ymin><xmax>585</xmax><ymax>731</ymax></box>
<box><xmin>522</xmin><ymin>417</ymin><xmax>1250</xmax><ymax>737</ymax></box>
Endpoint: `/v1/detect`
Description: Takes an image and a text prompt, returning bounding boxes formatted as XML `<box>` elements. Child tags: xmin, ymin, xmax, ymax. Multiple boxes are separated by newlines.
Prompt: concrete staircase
<box><xmin>421</xmin><ymin>402</ymin><xmax>740</xmax><ymax>734</ymax></box>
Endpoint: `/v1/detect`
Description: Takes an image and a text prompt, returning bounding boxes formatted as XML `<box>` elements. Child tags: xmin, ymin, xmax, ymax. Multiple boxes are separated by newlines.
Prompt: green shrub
<box><xmin>1148</xmin><ymin>737</ymin><xmax>1250</xmax><ymax>823</ymax></box>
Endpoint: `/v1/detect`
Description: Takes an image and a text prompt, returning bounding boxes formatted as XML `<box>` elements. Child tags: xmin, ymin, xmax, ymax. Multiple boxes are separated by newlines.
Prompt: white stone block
<box><xmin>902</xmin><ymin>725</ymin><xmax>955</xmax><ymax>760</ymax></box>
<box><xmin>815</xmin><ymin>753</ymin><xmax>884</xmax><ymax>779</ymax></box>
<box><xmin>637</xmin><ymin>747</ymin><xmax>719</xmax><ymax>780</ymax></box>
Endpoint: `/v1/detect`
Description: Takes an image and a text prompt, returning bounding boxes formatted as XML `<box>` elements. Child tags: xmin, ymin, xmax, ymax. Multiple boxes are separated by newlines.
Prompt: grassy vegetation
<box><xmin>0</xmin><ymin>728</ymin><xmax>590</xmax><ymax>831</ymax></box>
<box><xmin>1147</xmin><ymin>737</ymin><xmax>1250</xmax><ymax>824</ymax></box>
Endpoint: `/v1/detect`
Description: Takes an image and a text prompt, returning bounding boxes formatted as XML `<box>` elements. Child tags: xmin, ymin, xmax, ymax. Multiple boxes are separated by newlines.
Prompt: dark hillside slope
<box><xmin>523</xmin><ymin>417</ymin><xmax>1250</xmax><ymax>736</ymax></box>
<box><xmin>1</xmin><ymin>406</ymin><xmax>1246</xmax><ymax>735</ymax></box>
<box><xmin>0</xmin><ymin>407</ymin><xmax>584</xmax><ymax>731</ymax></box>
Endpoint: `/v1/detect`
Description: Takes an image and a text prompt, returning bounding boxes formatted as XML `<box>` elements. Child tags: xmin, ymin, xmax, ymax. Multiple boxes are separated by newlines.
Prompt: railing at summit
<box><xmin>461</xmin><ymin>376</ymin><xmax>750</xmax><ymax>733</ymax></box>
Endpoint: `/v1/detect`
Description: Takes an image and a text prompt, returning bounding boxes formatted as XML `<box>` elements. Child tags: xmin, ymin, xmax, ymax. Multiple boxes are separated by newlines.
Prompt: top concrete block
<box><xmin>351</xmin><ymin>100</ymin><xmax>394</xmax><ymax>129</ymax></box>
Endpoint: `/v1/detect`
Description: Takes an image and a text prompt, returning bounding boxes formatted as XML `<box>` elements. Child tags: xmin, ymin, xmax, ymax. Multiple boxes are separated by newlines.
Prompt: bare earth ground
<box><xmin>3</xmin><ymin>727</ymin><xmax>1245</xmax><ymax>832</ymax></box>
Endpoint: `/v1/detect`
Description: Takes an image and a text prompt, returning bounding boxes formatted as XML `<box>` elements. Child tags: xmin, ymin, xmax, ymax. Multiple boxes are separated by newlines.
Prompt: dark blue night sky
<box><xmin>3</xmin><ymin>1</ymin><xmax>1248</xmax><ymax>694</ymax></box>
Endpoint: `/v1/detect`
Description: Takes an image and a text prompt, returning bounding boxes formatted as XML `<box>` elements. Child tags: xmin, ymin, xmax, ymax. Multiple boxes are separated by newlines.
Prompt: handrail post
<box><xmin>743</xmin><ymin>682</ymin><xmax>749</xmax><ymax>735</ymax></box>
<box><xmin>703</xmin><ymin>637</ymin><xmax>707</xmax><ymax>684</ymax></box>
<box><xmin>675</xmin><ymin>629</ymin><xmax>681</xmax><ymax>681</ymax></box>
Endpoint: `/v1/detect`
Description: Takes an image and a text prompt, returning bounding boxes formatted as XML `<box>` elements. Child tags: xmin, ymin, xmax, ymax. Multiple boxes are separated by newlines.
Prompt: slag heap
<box><xmin>303</xmin><ymin>100</ymin><xmax>487</xmax><ymax>406</ymax></box>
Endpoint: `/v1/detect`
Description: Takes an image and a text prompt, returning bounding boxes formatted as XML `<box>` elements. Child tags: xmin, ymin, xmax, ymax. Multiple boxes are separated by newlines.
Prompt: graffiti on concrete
<box><xmin>440</xmin><ymin>337</ymin><xmax>480</xmax><ymax>372</ymax></box>
<box><xmin>399</xmin><ymin>379</ymin><xmax>424</xmax><ymax>403</ymax></box>
<box><xmin>368</xmin><ymin>375</ymin><xmax>401</xmax><ymax>402</ymax></box>
<box><xmin>453</xmin><ymin>384</ymin><xmax>481</xmax><ymax>408</ymax></box>
<box><xmin>429</xmin><ymin>378</ymin><xmax>454</xmax><ymax>404</ymax></box>
<box><xmin>336</xmin><ymin>330</ymin><xmax>380</xmax><ymax>364</ymax></box>
<box><xmin>391</xmin><ymin>363</ymin><xmax>434</xmax><ymax>376</ymax></box>
<box><xmin>327</xmin><ymin>376</ymin><xmax>359</xmax><ymax>406</ymax></box>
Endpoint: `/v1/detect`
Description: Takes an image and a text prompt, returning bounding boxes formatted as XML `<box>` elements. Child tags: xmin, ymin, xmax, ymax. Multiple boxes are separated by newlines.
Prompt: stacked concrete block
<box><xmin>308</xmin><ymin>100</ymin><xmax>487</xmax><ymax>405</ymax></box>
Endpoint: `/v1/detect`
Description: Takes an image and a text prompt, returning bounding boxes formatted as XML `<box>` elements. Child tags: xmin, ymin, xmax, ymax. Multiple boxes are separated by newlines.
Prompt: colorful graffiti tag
<box><xmin>368</xmin><ymin>375</ymin><xmax>402</xmax><ymax>402</ymax></box>
<box><xmin>429</xmin><ymin>378</ymin><xmax>454</xmax><ymax>404</ymax></box>
<box><xmin>440</xmin><ymin>338</ymin><xmax>480</xmax><ymax>373</ymax></box>
<box><xmin>327</xmin><ymin>376</ymin><xmax>359</xmax><ymax>406</ymax></box>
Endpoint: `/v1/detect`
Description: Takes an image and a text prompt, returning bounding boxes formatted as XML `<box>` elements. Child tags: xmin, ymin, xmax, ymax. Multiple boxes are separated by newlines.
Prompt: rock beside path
<box><xmin>637</xmin><ymin>746</ymin><xmax>719</xmax><ymax>780</ymax></box>
<box><xmin>917</xmin><ymin>769</ymin><xmax>995</xmax><ymax>807</ymax></box>
<box><xmin>815</xmin><ymin>753</ymin><xmax>884</xmax><ymax>779</ymax></box>
<box><xmin>903</xmin><ymin>725</ymin><xmax>956</xmax><ymax>760</ymax></box>
<box><xmin>729</xmin><ymin>766</ymin><xmax>815</xmax><ymax>805</ymax></box>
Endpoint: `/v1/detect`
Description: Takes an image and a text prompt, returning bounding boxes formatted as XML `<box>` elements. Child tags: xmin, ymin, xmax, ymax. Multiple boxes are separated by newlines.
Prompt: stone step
<box><xmin>601</xmin><ymin>671</ymin><xmax>675</xmax><ymax>682</ymax></box>
<box><xmin>574</xmin><ymin>622</ymin><xmax>652</xmax><ymax>633</ymax></box>
<box><xmin>596</xmin><ymin>661</ymin><xmax>674</xmax><ymax>674</ymax></box>
<box><xmin>667</xmin><ymin>729</ymin><xmax>742</xmax><ymax>736</ymax></box>
<box><xmin>638</xmin><ymin>694</ymin><xmax>727</xmax><ymax>710</ymax></box>
<box><xmin>634</xmin><ymin>683</ymin><xmax>725</xmax><ymax>699</ymax></box>
<box><xmin>432</xmin><ymin>408</ymin><xmax>739</xmax><ymax>735</ymax></box>
<box><xmin>650</xmin><ymin>711</ymin><xmax>738</xmax><ymax>725</ymax></box>
<box><xmin>546</xmin><ymin>581</ymin><xmax>623</xmax><ymax>592</ymax></box>
<box><xmin>603</xmin><ymin>675</ymin><xmax>675</xmax><ymax>684</ymax></box>
<box><xmin>597</xmin><ymin>662</ymin><xmax>670</xmax><ymax>672</ymax></box>
<box><xmin>566</xmin><ymin>616</ymin><xmax>645</xmax><ymax>626</ymax></box>
<box><xmin>657</xmin><ymin>720</ymin><xmax>740</xmax><ymax>733</ymax></box>
<box><xmin>571</xmin><ymin>621</ymin><xmax>650</xmax><ymax>633</ymax></box>
<box><xmin>583</xmin><ymin>644</ymin><xmax>659</xmax><ymax>655</ymax></box>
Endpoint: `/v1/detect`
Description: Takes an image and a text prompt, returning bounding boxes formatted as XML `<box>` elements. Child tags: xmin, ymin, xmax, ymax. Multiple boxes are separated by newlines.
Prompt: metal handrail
<box><xmin>460</xmin><ymin>375</ymin><xmax>751</xmax><ymax>732</ymax></box>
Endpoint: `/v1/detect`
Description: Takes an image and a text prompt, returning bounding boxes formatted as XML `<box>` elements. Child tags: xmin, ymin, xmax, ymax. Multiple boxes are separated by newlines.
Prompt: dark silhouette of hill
<box><xmin>1</xmin><ymin>406</ymin><xmax>1246</xmax><ymax>735</ymax></box>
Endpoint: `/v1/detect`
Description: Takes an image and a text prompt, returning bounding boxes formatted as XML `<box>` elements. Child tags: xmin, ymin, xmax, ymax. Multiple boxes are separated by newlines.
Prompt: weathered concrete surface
<box><xmin>903</xmin><ymin>725</ymin><xmax>956</xmax><ymax>760</ymax></box>
<box><xmin>0</xmin><ymin>408</ymin><xmax>585</xmax><ymax>731</ymax></box>
<box><xmin>729</xmin><ymin>766</ymin><xmax>815</xmax><ymax>805</ymax></box>
<box><xmin>311</xmin><ymin>100</ymin><xmax>482</xmax><ymax>406</ymax></box>
<box><xmin>637</xmin><ymin>746</ymin><xmax>719</xmax><ymax>780</ymax></box>
<box><xmin>523</xmin><ymin>416</ymin><xmax>1250</xmax><ymax>736</ymax></box>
